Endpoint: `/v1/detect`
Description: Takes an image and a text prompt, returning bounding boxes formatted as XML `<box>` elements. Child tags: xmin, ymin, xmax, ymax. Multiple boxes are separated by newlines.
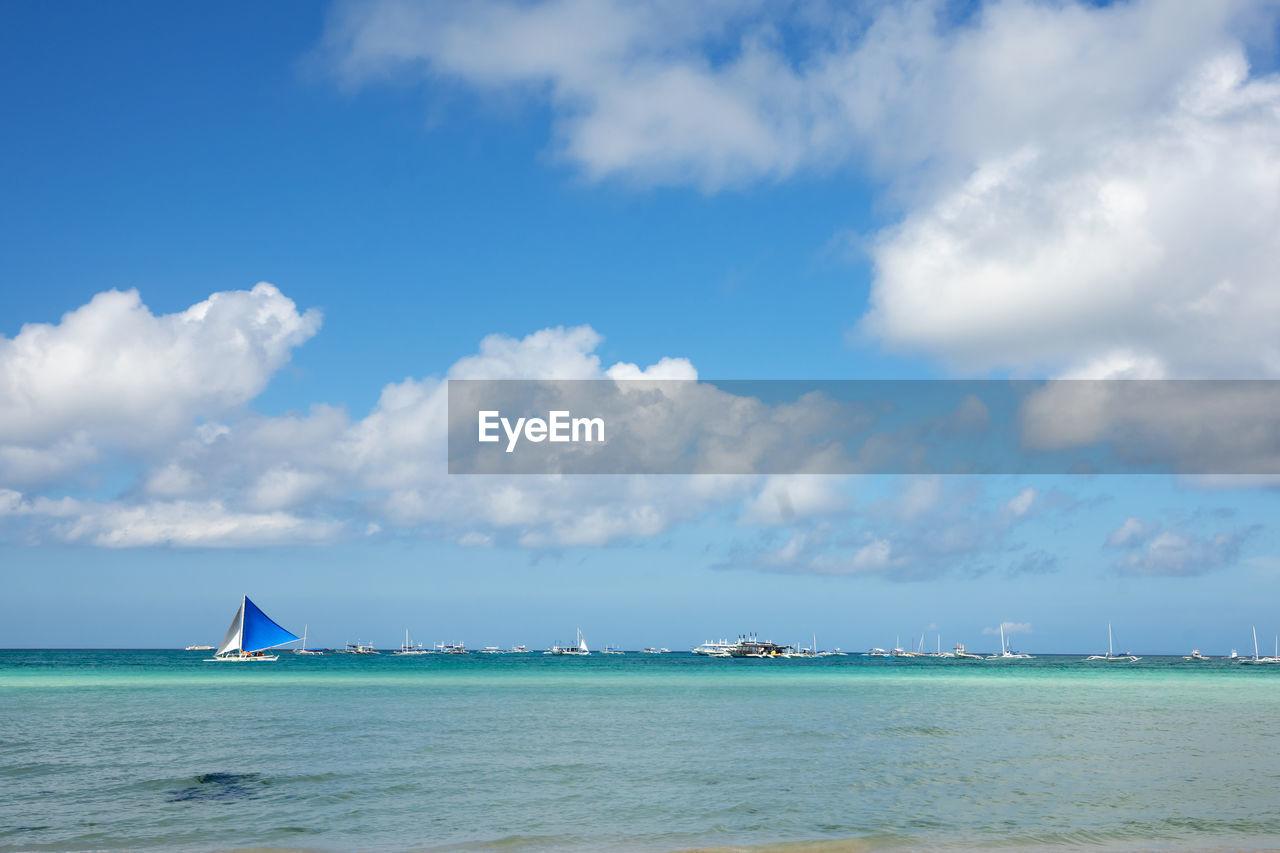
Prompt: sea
<box><xmin>3</xmin><ymin>650</ymin><xmax>1280</xmax><ymax>853</ymax></box>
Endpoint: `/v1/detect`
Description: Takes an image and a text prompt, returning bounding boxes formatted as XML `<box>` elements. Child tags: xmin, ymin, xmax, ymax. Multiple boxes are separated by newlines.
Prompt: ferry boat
<box><xmin>434</xmin><ymin>641</ymin><xmax>467</xmax><ymax>654</ymax></box>
<box><xmin>726</xmin><ymin>634</ymin><xmax>791</xmax><ymax>658</ymax></box>
<box><xmin>341</xmin><ymin>641</ymin><xmax>379</xmax><ymax>655</ymax></box>
<box><xmin>1182</xmin><ymin>649</ymin><xmax>1210</xmax><ymax>661</ymax></box>
<box><xmin>184</xmin><ymin>644</ymin><xmax>214</xmax><ymax>651</ymax></box>
<box><xmin>691</xmin><ymin>639</ymin><xmax>736</xmax><ymax>656</ymax></box>
<box><xmin>510</xmin><ymin>644</ymin><xmax>529</xmax><ymax>653</ymax></box>
<box><xmin>601</xmin><ymin>645</ymin><xmax>625</xmax><ymax>655</ymax></box>
<box><xmin>205</xmin><ymin>596</ymin><xmax>299</xmax><ymax>662</ymax></box>
<box><xmin>952</xmin><ymin>643</ymin><xmax>984</xmax><ymax>660</ymax></box>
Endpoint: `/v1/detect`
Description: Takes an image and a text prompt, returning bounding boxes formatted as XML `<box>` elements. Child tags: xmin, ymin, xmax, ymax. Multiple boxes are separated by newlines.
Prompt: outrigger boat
<box><xmin>206</xmin><ymin>596</ymin><xmax>299</xmax><ymax>662</ymax></box>
<box><xmin>394</xmin><ymin>629</ymin><xmax>428</xmax><ymax>656</ymax></box>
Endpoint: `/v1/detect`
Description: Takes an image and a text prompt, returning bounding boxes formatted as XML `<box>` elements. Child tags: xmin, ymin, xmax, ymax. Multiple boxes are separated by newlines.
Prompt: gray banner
<box><xmin>447</xmin><ymin>379</ymin><xmax>1280</xmax><ymax>475</ymax></box>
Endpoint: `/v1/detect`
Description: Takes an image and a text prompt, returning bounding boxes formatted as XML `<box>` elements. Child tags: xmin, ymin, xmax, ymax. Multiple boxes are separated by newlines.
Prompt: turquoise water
<box><xmin>4</xmin><ymin>651</ymin><xmax>1280</xmax><ymax>852</ymax></box>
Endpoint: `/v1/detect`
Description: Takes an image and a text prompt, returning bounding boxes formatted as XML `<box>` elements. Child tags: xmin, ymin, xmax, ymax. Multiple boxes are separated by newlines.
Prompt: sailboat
<box><xmin>1237</xmin><ymin>627</ymin><xmax>1280</xmax><ymax>664</ymax></box>
<box><xmin>546</xmin><ymin>628</ymin><xmax>590</xmax><ymax>655</ymax></box>
<box><xmin>986</xmin><ymin>624</ymin><xmax>1033</xmax><ymax>659</ymax></box>
<box><xmin>206</xmin><ymin>596</ymin><xmax>299</xmax><ymax>662</ymax></box>
<box><xmin>293</xmin><ymin>624</ymin><xmax>325</xmax><ymax>655</ymax></box>
<box><xmin>1084</xmin><ymin>623</ymin><xmax>1140</xmax><ymax>662</ymax></box>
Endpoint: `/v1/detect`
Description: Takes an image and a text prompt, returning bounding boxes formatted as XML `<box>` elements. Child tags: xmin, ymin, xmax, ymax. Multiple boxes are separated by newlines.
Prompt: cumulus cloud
<box><xmin>0</xmin><ymin>283</ymin><xmax>320</xmax><ymax>485</ymax></box>
<box><xmin>863</xmin><ymin>48</ymin><xmax>1280</xmax><ymax>377</ymax></box>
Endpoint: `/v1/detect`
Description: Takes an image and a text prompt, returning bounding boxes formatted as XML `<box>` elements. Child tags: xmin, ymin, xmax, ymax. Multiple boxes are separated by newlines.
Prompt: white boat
<box><xmin>1182</xmin><ymin>649</ymin><xmax>1210</xmax><ymax>661</ymax></box>
<box><xmin>479</xmin><ymin>646</ymin><xmax>504</xmax><ymax>654</ymax></box>
<box><xmin>394</xmin><ymin>629</ymin><xmax>428</xmax><ymax>656</ymax></box>
<box><xmin>640</xmin><ymin>647</ymin><xmax>663</xmax><ymax>654</ymax></box>
<box><xmin>205</xmin><ymin>596</ymin><xmax>299</xmax><ymax>662</ymax></box>
<box><xmin>952</xmin><ymin>643</ymin><xmax>983</xmax><ymax>660</ymax></box>
<box><xmin>546</xmin><ymin>628</ymin><xmax>589</xmax><ymax>656</ymax></box>
<box><xmin>294</xmin><ymin>624</ymin><xmax>325</xmax><ymax>655</ymax></box>
<box><xmin>184</xmin><ymin>644</ymin><xmax>214</xmax><ymax>651</ymax></box>
<box><xmin>692</xmin><ymin>639</ymin><xmax>736</xmax><ymax>655</ymax></box>
<box><xmin>434</xmin><ymin>641</ymin><xmax>467</xmax><ymax>654</ymax></box>
<box><xmin>601</xmin><ymin>645</ymin><xmax>625</xmax><ymax>655</ymax></box>
<box><xmin>1237</xmin><ymin>627</ymin><xmax>1280</xmax><ymax>664</ymax></box>
<box><xmin>1084</xmin><ymin>623</ymin><xmax>1140</xmax><ymax>662</ymax></box>
<box><xmin>863</xmin><ymin>647</ymin><xmax>891</xmax><ymax>658</ymax></box>
<box><xmin>509</xmin><ymin>644</ymin><xmax>529</xmax><ymax>653</ymax></box>
<box><xmin>341</xmin><ymin>640</ymin><xmax>379</xmax><ymax>655</ymax></box>
<box><xmin>986</xmin><ymin>624</ymin><xmax>1034</xmax><ymax>660</ymax></box>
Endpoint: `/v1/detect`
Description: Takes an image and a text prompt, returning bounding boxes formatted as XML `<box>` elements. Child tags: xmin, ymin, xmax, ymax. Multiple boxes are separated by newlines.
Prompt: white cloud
<box><xmin>322</xmin><ymin>1</ymin><xmax>1280</xmax><ymax>378</ymax></box>
<box><xmin>1104</xmin><ymin>516</ymin><xmax>1257</xmax><ymax>577</ymax></box>
<box><xmin>1004</xmin><ymin>487</ymin><xmax>1037</xmax><ymax>519</ymax></box>
<box><xmin>0</xmin><ymin>283</ymin><xmax>320</xmax><ymax>485</ymax></box>
<box><xmin>740</xmin><ymin>475</ymin><xmax>848</xmax><ymax>526</ymax></box>
<box><xmin>983</xmin><ymin>621</ymin><xmax>1031</xmax><ymax>636</ymax></box>
<box><xmin>863</xmin><ymin>48</ymin><xmax>1280</xmax><ymax>377</ymax></box>
<box><xmin>0</xmin><ymin>490</ymin><xmax>339</xmax><ymax>548</ymax></box>
<box><xmin>320</xmin><ymin>0</ymin><xmax>1245</xmax><ymax>192</ymax></box>
<box><xmin>1106</xmin><ymin>517</ymin><xmax>1155</xmax><ymax>548</ymax></box>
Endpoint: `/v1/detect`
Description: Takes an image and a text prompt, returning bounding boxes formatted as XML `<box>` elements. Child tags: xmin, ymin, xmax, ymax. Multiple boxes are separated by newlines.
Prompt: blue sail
<box><xmin>241</xmin><ymin>596</ymin><xmax>300</xmax><ymax>653</ymax></box>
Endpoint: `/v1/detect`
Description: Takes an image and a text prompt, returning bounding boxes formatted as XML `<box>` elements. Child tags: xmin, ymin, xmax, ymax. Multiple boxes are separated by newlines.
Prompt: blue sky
<box><xmin>2</xmin><ymin>0</ymin><xmax>1279</xmax><ymax>652</ymax></box>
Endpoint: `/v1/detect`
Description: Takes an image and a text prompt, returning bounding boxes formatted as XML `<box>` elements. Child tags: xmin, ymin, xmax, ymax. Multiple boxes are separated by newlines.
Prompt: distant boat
<box><xmin>509</xmin><ymin>644</ymin><xmax>529</xmax><ymax>653</ymax></box>
<box><xmin>184</xmin><ymin>644</ymin><xmax>214</xmax><ymax>651</ymax></box>
<box><xmin>1084</xmin><ymin>623</ymin><xmax>1140</xmax><ymax>662</ymax></box>
<box><xmin>340</xmin><ymin>641</ymin><xmax>379</xmax><ymax>655</ymax></box>
<box><xmin>546</xmin><ymin>628</ymin><xmax>589</xmax><ymax>656</ymax></box>
<box><xmin>640</xmin><ymin>647</ymin><xmax>663</xmax><ymax>654</ymax></box>
<box><xmin>1237</xmin><ymin>627</ymin><xmax>1280</xmax><ymax>665</ymax></box>
<box><xmin>479</xmin><ymin>646</ymin><xmax>504</xmax><ymax>654</ymax></box>
<box><xmin>394</xmin><ymin>629</ymin><xmax>428</xmax><ymax>656</ymax></box>
<box><xmin>692</xmin><ymin>639</ymin><xmax>736</xmax><ymax>656</ymax></box>
<box><xmin>294</xmin><ymin>624</ymin><xmax>325</xmax><ymax>655</ymax></box>
<box><xmin>986</xmin><ymin>624</ymin><xmax>1033</xmax><ymax>660</ymax></box>
<box><xmin>952</xmin><ymin>643</ymin><xmax>983</xmax><ymax>660</ymax></box>
<box><xmin>601</xmin><ymin>645</ymin><xmax>625</xmax><ymax>655</ymax></box>
<box><xmin>434</xmin><ymin>641</ymin><xmax>467</xmax><ymax>654</ymax></box>
<box><xmin>205</xmin><ymin>596</ymin><xmax>299</xmax><ymax>662</ymax></box>
<box><xmin>1182</xmin><ymin>649</ymin><xmax>1210</xmax><ymax>661</ymax></box>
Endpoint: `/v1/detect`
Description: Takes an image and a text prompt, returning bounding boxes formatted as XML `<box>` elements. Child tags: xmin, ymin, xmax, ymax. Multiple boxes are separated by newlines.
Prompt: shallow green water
<box><xmin>3</xmin><ymin>651</ymin><xmax>1280</xmax><ymax>852</ymax></box>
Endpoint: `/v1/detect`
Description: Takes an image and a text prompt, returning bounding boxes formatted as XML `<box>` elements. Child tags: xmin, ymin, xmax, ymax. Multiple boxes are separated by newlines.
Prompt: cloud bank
<box><xmin>322</xmin><ymin>0</ymin><xmax>1280</xmax><ymax>379</ymax></box>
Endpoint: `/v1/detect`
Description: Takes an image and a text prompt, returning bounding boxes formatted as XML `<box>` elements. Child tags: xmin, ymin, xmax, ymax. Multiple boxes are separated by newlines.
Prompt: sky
<box><xmin>2</xmin><ymin>0</ymin><xmax>1280</xmax><ymax>653</ymax></box>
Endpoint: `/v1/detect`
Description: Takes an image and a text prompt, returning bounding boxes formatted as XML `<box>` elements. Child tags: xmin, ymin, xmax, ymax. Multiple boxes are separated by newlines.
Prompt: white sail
<box><xmin>215</xmin><ymin>598</ymin><xmax>245</xmax><ymax>657</ymax></box>
<box><xmin>577</xmin><ymin>628</ymin><xmax>589</xmax><ymax>654</ymax></box>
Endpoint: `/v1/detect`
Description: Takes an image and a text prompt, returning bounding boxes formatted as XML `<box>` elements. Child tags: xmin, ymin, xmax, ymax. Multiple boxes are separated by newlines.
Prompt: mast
<box><xmin>1000</xmin><ymin>623</ymin><xmax>1006</xmax><ymax>656</ymax></box>
<box><xmin>1254</xmin><ymin>626</ymin><xmax>1259</xmax><ymax>660</ymax></box>
<box><xmin>1108</xmin><ymin>622</ymin><xmax>1113</xmax><ymax>658</ymax></box>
